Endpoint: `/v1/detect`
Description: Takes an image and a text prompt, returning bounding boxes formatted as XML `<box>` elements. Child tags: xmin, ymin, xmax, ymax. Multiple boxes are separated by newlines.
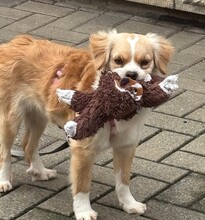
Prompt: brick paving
<box><xmin>0</xmin><ymin>0</ymin><xmax>204</xmax><ymax>219</ymax></box>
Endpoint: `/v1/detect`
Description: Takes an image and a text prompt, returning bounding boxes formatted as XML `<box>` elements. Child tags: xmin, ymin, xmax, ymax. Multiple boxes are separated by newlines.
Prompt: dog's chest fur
<box><xmin>94</xmin><ymin>108</ymin><xmax>150</xmax><ymax>151</ymax></box>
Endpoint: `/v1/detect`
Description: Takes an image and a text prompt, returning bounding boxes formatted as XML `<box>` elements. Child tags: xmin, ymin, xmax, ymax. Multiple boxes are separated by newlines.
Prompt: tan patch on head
<box><xmin>134</xmin><ymin>35</ymin><xmax>154</xmax><ymax>67</ymax></box>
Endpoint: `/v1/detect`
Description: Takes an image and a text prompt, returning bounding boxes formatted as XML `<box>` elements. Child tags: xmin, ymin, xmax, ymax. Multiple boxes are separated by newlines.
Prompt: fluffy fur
<box><xmin>0</xmin><ymin>31</ymin><xmax>173</xmax><ymax>220</ymax></box>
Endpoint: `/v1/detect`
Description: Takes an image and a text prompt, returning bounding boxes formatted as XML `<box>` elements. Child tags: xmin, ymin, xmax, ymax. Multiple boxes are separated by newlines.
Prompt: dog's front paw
<box><xmin>117</xmin><ymin>184</ymin><xmax>146</xmax><ymax>215</ymax></box>
<box><xmin>74</xmin><ymin>192</ymin><xmax>98</xmax><ymax>220</ymax></box>
<box><xmin>75</xmin><ymin>209</ymin><xmax>98</xmax><ymax>220</ymax></box>
<box><xmin>0</xmin><ymin>180</ymin><xmax>12</xmax><ymax>192</ymax></box>
<box><xmin>121</xmin><ymin>201</ymin><xmax>147</xmax><ymax>215</ymax></box>
<box><xmin>56</xmin><ymin>88</ymin><xmax>75</xmax><ymax>105</ymax></box>
<box><xmin>26</xmin><ymin>167</ymin><xmax>57</xmax><ymax>181</ymax></box>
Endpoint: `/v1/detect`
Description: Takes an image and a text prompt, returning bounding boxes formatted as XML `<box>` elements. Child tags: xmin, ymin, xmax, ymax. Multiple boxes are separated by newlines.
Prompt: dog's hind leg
<box><xmin>113</xmin><ymin>145</ymin><xmax>147</xmax><ymax>215</ymax></box>
<box><xmin>22</xmin><ymin>111</ymin><xmax>57</xmax><ymax>181</ymax></box>
<box><xmin>0</xmin><ymin>111</ymin><xmax>21</xmax><ymax>192</ymax></box>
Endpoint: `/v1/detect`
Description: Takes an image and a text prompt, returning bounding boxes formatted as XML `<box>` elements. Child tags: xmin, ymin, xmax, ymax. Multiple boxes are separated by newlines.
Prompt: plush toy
<box><xmin>56</xmin><ymin>71</ymin><xmax>178</xmax><ymax>140</ymax></box>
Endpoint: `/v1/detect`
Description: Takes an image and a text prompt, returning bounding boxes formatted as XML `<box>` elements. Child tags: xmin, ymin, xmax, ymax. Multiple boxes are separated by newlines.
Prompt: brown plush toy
<box><xmin>56</xmin><ymin>71</ymin><xmax>178</xmax><ymax>140</ymax></box>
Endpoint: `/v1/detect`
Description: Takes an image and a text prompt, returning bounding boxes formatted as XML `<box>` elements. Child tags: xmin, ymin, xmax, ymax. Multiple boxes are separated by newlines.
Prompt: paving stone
<box><xmin>54</xmin><ymin>159</ymin><xmax>70</xmax><ymax>175</ymax></box>
<box><xmin>155</xmin><ymin>91</ymin><xmax>205</xmax><ymax>117</ymax></box>
<box><xmin>44</xmin><ymin>10</ymin><xmax>98</xmax><ymax>31</ymax></box>
<box><xmin>184</xmin><ymin>26</ymin><xmax>205</xmax><ymax>34</ymax></box>
<box><xmin>197</xmin><ymin>38</ymin><xmax>205</xmax><ymax>46</ymax></box>
<box><xmin>140</xmin><ymin>126</ymin><xmax>160</xmax><ymax>143</ymax></box>
<box><xmin>38</xmin><ymin>187</ymin><xmax>73</xmax><ymax>216</ymax></box>
<box><xmin>31</xmin><ymin>27</ymin><xmax>88</xmax><ymax>43</ymax></box>
<box><xmin>16</xmin><ymin>1</ymin><xmax>74</xmax><ymax>17</ymax></box>
<box><xmin>192</xmin><ymin>198</ymin><xmax>205</xmax><ymax>213</ymax></box>
<box><xmin>43</xmin><ymin>123</ymin><xmax>66</xmax><ymax>140</ymax></box>
<box><xmin>156</xmin><ymin>173</ymin><xmax>205</xmax><ymax>207</ymax></box>
<box><xmin>157</xmin><ymin>20</ymin><xmax>185</xmax><ymax>30</ymax></box>
<box><xmin>186</xmin><ymin>108</ymin><xmax>205</xmax><ymax>123</ymax></box>
<box><xmin>146</xmin><ymin>112</ymin><xmax>205</xmax><ymax>136</ymax></box>
<box><xmin>136</xmin><ymin>131</ymin><xmax>192</xmax><ymax>161</ymax></box>
<box><xmin>115</xmin><ymin>20</ymin><xmax>177</xmax><ymax>37</ymax></box>
<box><xmin>181</xmin><ymin>134</ymin><xmax>205</xmax><ymax>157</ymax></box>
<box><xmin>97</xmin><ymin>176</ymin><xmax>167</xmax><ymax>208</ymax></box>
<box><xmin>130</xmin><ymin>15</ymin><xmax>157</xmax><ymax>24</ymax></box>
<box><xmin>13</xmin><ymin>163</ymin><xmax>69</xmax><ymax>191</ymax></box>
<box><xmin>0</xmin><ymin>6</ymin><xmax>31</xmax><ymax>20</ymax></box>
<box><xmin>168</xmin><ymin>62</ymin><xmax>185</xmax><ymax>74</ymax></box>
<box><xmin>0</xmin><ymin>0</ymin><xmax>26</xmax><ymax>7</ymax></box>
<box><xmin>182</xmin><ymin>44</ymin><xmax>205</xmax><ymax>57</ymax></box>
<box><xmin>162</xmin><ymin>151</ymin><xmax>205</xmax><ymax>173</ymax></box>
<box><xmin>0</xmin><ymin>28</ymin><xmax>24</xmax><ymax>42</ymax></box>
<box><xmin>179</xmin><ymin>60</ymin><xmax>205</xmax><ymax>82</ymax></box>
<box><xmin>5</xmin><ymin>14</ymin><xmax>56</xmax><ymax>33</ymax></box>
<box><xmin>0</xmin><ymin>185</ymin><xmax>53</xmax><ymax>219</ymax></box>
<box><xmin>75</xmin><ymin>40</ymin><xmax>89</xmax><ymax>48</ymax></box>
<box><xmin>73</xmin><ymin>14</ymin><xmax>128</xmax><ymax>34</ymax></box>
<box><xmin>132</xmin><ymin>157</ymin><xmax>188</xmax><ymax>183</ymax></box>
<box><xmin>92</xmin><ymin>165</ymin><xmax>115</xmax><ymax>186</ymax></box>
<box><xmin>105</xmin><ymin>11</ymin><xmax>132</xmax><ymax>19</ymax></box>
<box><xmin>39</xmin><ymin>182</ymin><xmax>112</xmax><ymax>216</ymax></box>
<box><xmin>56</xmin><ymin>0</ymin><xmax>102</xmax><ymax>10</ymax></box>
<box><xmin>178</xmin><ymin>77</ymin><xmax>205</xmax><ymax>94</ymax></box>
<box><xmin>145</xmin><ymin>199</ymin><xmax>205</xmax><ymax>220</ymax></box>
<box><xmin>0</xmin><ymin>17</ymin><xmax>15</xmax><ymax>28</ymax></box>
<box><xmin>17</xmin><ymin>208</ymin><xmax>69</xmax><ymax>220</ymax></box>
<box><xmin>51</xmin><ymin>39</ymin><xmax>74</xmax><ymax>46</ymax></box>
<box><xmin>168</xmin><ymin>31</ymin><xmax>204</xmax><ymax>51</ymax></box>
<box><xmin>172</xmin><ymin>51</ymin><xmax>203</xmax><ymax>66</ymax></box>
<box><xmin>92</xmin><ymin>204</ymin><xmax>150</xmax><ymax>220</ymax></box>
<box><xmin>55</xmin><ymin>0</ymin><xmax>82</xmax><ymax>9</ymax></box>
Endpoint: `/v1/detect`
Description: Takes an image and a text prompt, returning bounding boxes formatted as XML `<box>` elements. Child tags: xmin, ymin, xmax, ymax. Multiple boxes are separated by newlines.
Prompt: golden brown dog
<box><xmin>0</xmin><ymin>30</ymin><xmax>173</xmax><ymax>220</ymax></box>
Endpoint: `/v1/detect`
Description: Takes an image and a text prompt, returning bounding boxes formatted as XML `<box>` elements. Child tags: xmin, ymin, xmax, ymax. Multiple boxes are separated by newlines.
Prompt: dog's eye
<box><xmin>114</xmin><ymin>58</ymin><xmax>123</xmax><ymax>65</ymax></box>
<box><xmin>141</xmin><ymin>59</ymin><xmax>149</xmax><ymax>67</ymax></box>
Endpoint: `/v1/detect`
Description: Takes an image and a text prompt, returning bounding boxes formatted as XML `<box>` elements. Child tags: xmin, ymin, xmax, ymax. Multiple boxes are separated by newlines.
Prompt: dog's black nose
<box><xmin>125</xmin><ymin>71</ymin><xmax>138</xmax><ymax>80</ymax></box>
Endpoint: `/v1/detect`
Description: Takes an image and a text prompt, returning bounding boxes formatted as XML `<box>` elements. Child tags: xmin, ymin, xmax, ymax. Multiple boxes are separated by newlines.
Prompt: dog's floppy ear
<box><xmin>89</xmin><ymin>30</ymin><xmax>117</xmax><ymax>70</ymax></box>
<box><xmin>147</xmin><ymin>33</ymin><xmax>174</xmax><ymax>75</ymax></box>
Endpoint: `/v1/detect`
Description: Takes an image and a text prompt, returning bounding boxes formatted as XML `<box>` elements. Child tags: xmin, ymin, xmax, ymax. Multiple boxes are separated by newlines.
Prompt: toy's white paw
<box><xmin>75</xmin><ymin>209</ymin><xmax>98</xmax><ymax>220</ymax></box>
<box><xmin>26</xmin><ymin>167</ymin><xmax>57</xmax><ymax>181</ymax></box>
<box><xmin>121</xmin><ymin>201</ymin><xmax>147</xmax><ymax>215</ymax></box>
<box><xmin>0</xmin><ymin>180</ymin><xmax>12</xmax><ymax>192</ymax></box>
<box><xmin>159</xmin><ymin>75</ymin><xmax>178</xmax><ymax>94</ymax></box>
<box><xmin>64</xmin><ymin>121</ymin><xmax>77</xmax><ymax>137</ymax></box>
<box><xmin>56</xmin><ymin>88</ymin><xmax>75</xmax><ymax>105</ymax></box>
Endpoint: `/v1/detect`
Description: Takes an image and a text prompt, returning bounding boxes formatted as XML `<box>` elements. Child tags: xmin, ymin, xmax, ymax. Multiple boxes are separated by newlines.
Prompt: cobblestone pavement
<box><xmin>0</xmin><ymin>0</ymin><xmax>204</xmax><ymax>219</ymax></box>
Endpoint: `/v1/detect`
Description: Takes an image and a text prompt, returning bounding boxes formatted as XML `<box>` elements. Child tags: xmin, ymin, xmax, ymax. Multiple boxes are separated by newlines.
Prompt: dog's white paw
<box><xmin>56</xmin><ymin>88</ymin><xmax>75</xmax><ymax>105</ymax></box>
<box><xmin>26</xmin><ymin>167</ymin><xmax>57</xmax><ymax>181</ymax></box>
<box><xmin>0</xmin><ymin>180</ymin><xmax>12</xmax><ymax>192</ymax></box>
<box><xmin>75</xmin><ymin>209</ymin><xmax>98</xmax><ymax>220</ymax></box>
<box><xmin>64</xmin><ymin>121</ymin><xmax>77</xmax><ymax>137</ymax></box>
<box><xmin>121</xmin><ymin>201</ymin><xmax>147</xmax><ymax>215</ymax></box>
<box><xmin>74</xmin><ymin>192</ymin><xmax>97</xmax><ymax>220</ymax></box>
<box><xmin>116</xmin><ymin>183</ymin><xmax>146</xmax><ymax>215</ymax></box>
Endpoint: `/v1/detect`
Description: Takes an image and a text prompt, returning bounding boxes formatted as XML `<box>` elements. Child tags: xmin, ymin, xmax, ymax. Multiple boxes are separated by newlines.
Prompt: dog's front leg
<box><xmin>70</xmin><ymin>139</ymin><xmax>97</xmax><ymax>220</ymax></box>
<box><xmin>113</xmin><ymin>145</ymin><xmax>146</xmax><ymax>215</ymax></box>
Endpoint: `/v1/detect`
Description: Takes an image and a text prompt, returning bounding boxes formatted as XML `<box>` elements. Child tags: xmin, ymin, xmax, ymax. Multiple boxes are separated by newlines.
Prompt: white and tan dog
<box><xmin>0</xmin><ymin>30</ymin><xmax>174</xmax><ymax>220</ymax></box>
